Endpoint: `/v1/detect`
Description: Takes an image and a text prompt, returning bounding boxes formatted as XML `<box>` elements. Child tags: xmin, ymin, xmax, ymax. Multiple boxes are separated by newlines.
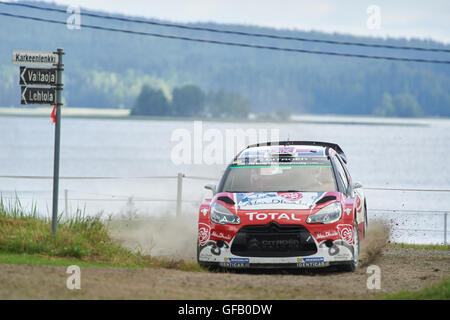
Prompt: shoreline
<box><xmin>0</xmin><ymin>107</ymin><xmax>438</xmax><ymax>127</ymax></box>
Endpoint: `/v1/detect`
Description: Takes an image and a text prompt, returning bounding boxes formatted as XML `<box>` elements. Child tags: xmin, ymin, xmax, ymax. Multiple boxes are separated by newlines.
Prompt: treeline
<box><xmin>131</xmin><ymin>84</ymin><xmax>251</xmax><ymax>118</ymax></box>
<box><xmin>1</xmin><ymin>1</ymin><xmax>450</xmax><ymax>117</ymax></box>
<box><xmin>373</xmin><ymin>93</ymin><xmax>424</xmax><ymax>117</ymax></box>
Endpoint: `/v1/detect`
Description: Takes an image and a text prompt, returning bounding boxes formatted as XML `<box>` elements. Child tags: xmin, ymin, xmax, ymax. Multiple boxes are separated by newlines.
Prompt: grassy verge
<box><xmin>390</xmin><ymin>243</ymin><xmax>450</xmax><ymax>251</ymax></box>
<box><xmin>0</xmin><ymin>252</ymin><xmax>138</xmax><ymax>268</ymax></box>
<box><xmin>381</xmin><ymin>278</ymin><xmax>450</xmax><ymax>300</ymax></box>
<box><xmin>0</xmin><ymin>197</ymin><xmax>202</xmax><ymax>272</ymax></box>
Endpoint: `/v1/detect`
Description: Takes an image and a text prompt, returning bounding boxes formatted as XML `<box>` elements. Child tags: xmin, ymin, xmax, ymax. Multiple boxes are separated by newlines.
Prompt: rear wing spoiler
<box><xmin>245</xmin><ymin>141</ymin><xmax>348</xmax><ymax>163</ymax></box>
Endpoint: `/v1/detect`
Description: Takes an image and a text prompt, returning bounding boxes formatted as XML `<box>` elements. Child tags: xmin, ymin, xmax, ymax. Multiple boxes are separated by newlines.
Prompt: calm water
<box><xmin>0</xmin><ymin>115</ymin><xmax>449</xmax><ymax>244</ymax></box>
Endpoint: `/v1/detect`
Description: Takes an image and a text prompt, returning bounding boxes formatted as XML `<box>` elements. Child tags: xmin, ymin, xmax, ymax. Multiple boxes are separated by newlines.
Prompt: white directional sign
<box><xmin>12</xmin><ymin>50</ymin><xmax>59</xmax><ymax>66</ymax></box>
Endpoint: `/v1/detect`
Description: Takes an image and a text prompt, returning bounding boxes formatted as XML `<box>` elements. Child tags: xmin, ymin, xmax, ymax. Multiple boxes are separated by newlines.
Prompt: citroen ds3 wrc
<box><xmin>197</xmin><ymin>141</ymin><xmax>367</xmax><ymax>271</ymax></box>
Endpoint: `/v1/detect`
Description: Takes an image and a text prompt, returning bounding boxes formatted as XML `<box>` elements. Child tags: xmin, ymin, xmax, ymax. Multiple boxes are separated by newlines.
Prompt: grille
<box><xmin>230</xmin><ymin>222</ymin><xmax>317</xmax><ymax>257</ymax></box>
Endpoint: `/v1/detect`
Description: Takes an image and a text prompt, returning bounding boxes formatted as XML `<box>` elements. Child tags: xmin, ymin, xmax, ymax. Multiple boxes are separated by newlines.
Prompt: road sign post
<box><xmin>13</xmin><ymin>48</ymin><xmax>64</xmax><ymax>236</ymax></box>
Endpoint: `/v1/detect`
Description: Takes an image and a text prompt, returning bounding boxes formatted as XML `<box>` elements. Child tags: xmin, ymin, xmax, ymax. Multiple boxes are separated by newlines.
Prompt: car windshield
<box><xmin>221</xmin><ymin>158</ymin><xmax>337</xmax><ymax>193</ymax></box>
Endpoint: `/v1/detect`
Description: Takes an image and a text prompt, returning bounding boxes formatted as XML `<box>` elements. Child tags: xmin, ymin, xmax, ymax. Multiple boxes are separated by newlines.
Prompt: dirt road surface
<box><xmin>1</xmin><ymin>240</ymin><xmax>448</xmax><ymax>299</ymax></box>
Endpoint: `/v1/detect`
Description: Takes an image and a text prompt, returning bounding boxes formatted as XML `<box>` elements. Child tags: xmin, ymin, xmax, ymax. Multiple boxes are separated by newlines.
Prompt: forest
<box><xmin>1</xmin><ymin>1</ymin><xmax>449</xmax><ymax>117</ymax></box>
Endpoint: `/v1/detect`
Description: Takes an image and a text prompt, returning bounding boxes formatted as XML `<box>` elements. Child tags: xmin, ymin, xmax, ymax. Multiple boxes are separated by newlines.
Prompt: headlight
<box><xmin>210</xmin><ymin>202</ymin><xmax>240</xmax><ymax>225</ymax></box>
<box><xmin>306</xmin><ymin>202</ymin><xmax>342</xmax><ymax>224</ymax></box>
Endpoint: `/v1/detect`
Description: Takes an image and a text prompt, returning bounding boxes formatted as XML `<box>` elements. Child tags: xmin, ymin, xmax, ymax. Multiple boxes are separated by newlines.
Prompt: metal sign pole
<box><xmin>176</xmin><ymin>173</ymin><xmax>184</xmax><ymax>217</ymax></box>
<box><xmin>51</xmin><ymin>48</ymin><xmax>64</xmax><ymax>236</ymax></box>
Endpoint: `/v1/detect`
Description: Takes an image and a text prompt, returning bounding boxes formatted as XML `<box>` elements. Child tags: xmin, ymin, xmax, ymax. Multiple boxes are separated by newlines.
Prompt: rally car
<box><xmin>197</xmin><ymin>141</ymin><xmax>367</xmax><ymax>271</ymax></box>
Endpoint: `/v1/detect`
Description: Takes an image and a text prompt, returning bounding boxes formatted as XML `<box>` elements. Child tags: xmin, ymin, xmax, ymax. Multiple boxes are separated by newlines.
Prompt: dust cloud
<box><xmin>108</xmin><ymin>211</ymin><xmax>199</xmax><ymax>262</ymax></box>
<box><xmin>359</xmin><ymin>220</ymin><xmax>390</xmax><ymax>266</ymax></box>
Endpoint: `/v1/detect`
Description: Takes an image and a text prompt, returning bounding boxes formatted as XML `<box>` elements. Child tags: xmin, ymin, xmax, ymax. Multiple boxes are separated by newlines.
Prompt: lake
<box><xmin>0</xmin><ymin>114</ymin><xmax>449</xmax><ymax>244</ymax></box>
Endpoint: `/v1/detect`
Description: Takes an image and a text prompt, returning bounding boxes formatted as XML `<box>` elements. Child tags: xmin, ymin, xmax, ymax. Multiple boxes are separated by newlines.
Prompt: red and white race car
<box><xmin>197</xmin><ymin>141</ymin><xmax>367</xmax><ymax>271</ymax></box>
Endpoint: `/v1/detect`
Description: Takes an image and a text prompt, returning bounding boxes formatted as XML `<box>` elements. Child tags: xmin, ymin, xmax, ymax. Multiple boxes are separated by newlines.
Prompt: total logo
<box><xmin>245</xmin><ymin>212</ymin><xmax>301</xmax><ymax>221</ymax></box>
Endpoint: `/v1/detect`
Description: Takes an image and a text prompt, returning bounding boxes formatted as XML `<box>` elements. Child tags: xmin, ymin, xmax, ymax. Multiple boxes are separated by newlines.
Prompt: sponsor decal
<box><xmin>211</xmin><ymin>231</ymin><xmax>232</xmax><ymax>241</ymax></box>
<box><xmin>315</xmin><ymin>231</ymin><xmax>339</xmax><ymax>239</ymax></box>
<box><xmin>221</xmin><ymin>257</ymin><xmax>250</xmax><ymax>268</ymax></box>
<box><xmin>297</xmin><ymin>257</ymin><xmax>328</xmax><ymax>268</ymax></box>
<box><xmin>198</xmin><ymin>223</ymin><xmax>211</xmax><ymax>246</ymax></box>
<box><xmin>344</xmin><ymin>208</ymin><xmax>352</xmax><ymax>216</ymax></box>
<box><xmin>276</xmin><ymin>146</ymin><xmax>295</xmax><ymax>154</ymax></box>
<box><xmin>297</xmin><ymin>257</ymin><xmax>324</xmax><ymax>263</ymax></box>
<box><xmin>295</xmin><ymin>148</ymin><xmax>324</xmax><ymax>156</ymax></box>
<box><xmin>225</xmin><ymin>257</ymin><xmax>250</xmax><ymax>263</ymax></box>
<box><xmin>261</xmin><ymin>239</ymin><xmax>300</xmax><ymax>249</ymax></box>
<box><xmin>337</xmin><ymin>224</ymin><xmax>354</xmax><ymax>244</ymax></box>
<box><xmin>200</xmin><ymin>208</ymin><xmax>209</xmax><ymax>216</ymax></box>
<box><xmin>356</xmin><ymin>197</ymin><xmax>362</xmax><ymax>214</ymax></box>
<box><xmin>245</xmin><ymin>212</ymin><xmax>301</xmax><ymax>221</ymax></box>
<box><xmin>238</xmin><ymin>192</ymin><xmax>276</xmax><ymax>203</ymax></box>
<box><xmin>237</xmin><ymin>192</ymin><xmax>323</xmax><ymax>210</ymax></box>
<box><xmin>278</xmin><ymin>192</ymin><xmax>303</xmax><ymax>201</ymax></box>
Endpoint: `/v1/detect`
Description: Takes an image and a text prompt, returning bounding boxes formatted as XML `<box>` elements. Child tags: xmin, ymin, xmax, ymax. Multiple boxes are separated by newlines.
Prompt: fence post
<box><xmin>64</xmin><ymin>189</ymin><xmax>69</xmax><ymax>216</ymax></box>
<box><xmin>445</xmin><ymin>212</ymin><xmax>448</xmax><ymax>245</ymax></box>
<box><xmin>176</xmin><ymin>173</ymin><xmax>184</xmax><ymax>217</ymax></box>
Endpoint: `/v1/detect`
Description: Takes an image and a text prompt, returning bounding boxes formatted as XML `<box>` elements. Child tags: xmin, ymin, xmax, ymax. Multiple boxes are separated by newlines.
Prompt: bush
<box><xmin>172</xmin><ymin>84</ymin><xmax>205</xmax><ymax>117</ymax></box>
<box><xmin>130</xmin><ymin>84</ymin><xmax>171</xmax><ymax>116</ymax></box>
<box><xmin>207</xmin><ymin>90</ymin><xmax>251</xmax><ymax>119</ymax></box>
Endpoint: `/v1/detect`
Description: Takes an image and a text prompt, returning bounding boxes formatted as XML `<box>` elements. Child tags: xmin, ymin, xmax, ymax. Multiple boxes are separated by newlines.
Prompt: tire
<box><xmin>337</xmin><ymin>219</ymin><xmax>359</xmax><ymax>272</ymax></box>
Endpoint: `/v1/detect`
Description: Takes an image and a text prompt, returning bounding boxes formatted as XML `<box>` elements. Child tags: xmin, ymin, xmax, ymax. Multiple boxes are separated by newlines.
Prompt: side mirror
<box><xmin>352</xmin><ymin>182</ymin><xmax>363</xmax><ymax>189</ymax></box>
<box><xmin>204</xmin><ymin>183</ymin><xmax>217</xmax><ymax>196</ymax></box>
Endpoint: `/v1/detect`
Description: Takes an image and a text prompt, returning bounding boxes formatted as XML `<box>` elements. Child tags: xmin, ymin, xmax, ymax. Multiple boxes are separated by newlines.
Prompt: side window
<box><xmin>337</xmin><ymin>156</ymin><xmax>351</xmax><ymax>184</ymax></box>
<box><xmin>334</xmin><ymin>156</ymin><xmax>349</xmax><ymax>193</ymax></box>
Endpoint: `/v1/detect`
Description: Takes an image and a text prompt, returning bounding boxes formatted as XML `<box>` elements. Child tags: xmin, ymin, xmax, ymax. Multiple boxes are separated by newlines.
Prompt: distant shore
<box><xmin>0</xmin><ymin>106</ymin><xmax>439</xmax><ymax>127</ymax></box>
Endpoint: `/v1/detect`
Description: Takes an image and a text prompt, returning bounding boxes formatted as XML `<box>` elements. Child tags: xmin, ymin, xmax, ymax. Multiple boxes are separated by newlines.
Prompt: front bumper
<box><xmin>198</xmin><ymin>222</ymin><xmax>356</xmax><ymax>269</ymax></box>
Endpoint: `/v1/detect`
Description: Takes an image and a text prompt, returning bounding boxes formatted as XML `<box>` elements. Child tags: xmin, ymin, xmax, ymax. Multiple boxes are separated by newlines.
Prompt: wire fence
<box><xmin>1</xmin><ymin>173</ymin><xmax>448</xmax><ymax>244</ymax></box>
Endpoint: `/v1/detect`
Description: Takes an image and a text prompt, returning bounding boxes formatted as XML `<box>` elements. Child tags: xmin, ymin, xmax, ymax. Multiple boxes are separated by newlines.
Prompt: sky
<box><xmin>17</xmin><ymin>0</ymin><xmax>450</xmax><ymax>43</ymax></box>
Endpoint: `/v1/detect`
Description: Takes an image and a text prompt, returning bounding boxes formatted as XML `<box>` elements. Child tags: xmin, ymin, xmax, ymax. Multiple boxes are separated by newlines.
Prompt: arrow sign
<box><xmin>20</xmin><ymin>67</ymin><xmax>57</xmax><ymax>86</ymax></box>
<box><xmin>13</xmin><ymin>50</ymin><xmax>59</xmax><ymax>66</ymax></box>
<box><xmin>21</xmin><ymin>86</ymin><xmax>56</xmax><ymax>105</ymax></box>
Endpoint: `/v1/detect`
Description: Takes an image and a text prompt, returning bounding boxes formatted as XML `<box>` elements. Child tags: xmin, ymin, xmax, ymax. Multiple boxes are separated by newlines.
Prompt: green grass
<box><xmin>0</xmin><ymin>197</ymin><xmax>203</xmax><ymax>272</ymax></box>
<box><xmin>390</xmin><ymin>243</ymin><xmax>450</xmax><ymax>251</ymax></box>
<box><xmin>0</xmin><ymin>252</ymin><xmax>140</xmax><ymax>268</ymax></box>
<box><xmin>381</xmin><ymin>278</ymin><xmax>450</xmax><ymax>300</ymax></box>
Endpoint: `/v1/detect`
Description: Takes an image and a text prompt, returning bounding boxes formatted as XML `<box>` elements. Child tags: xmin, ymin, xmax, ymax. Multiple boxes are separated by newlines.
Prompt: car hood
<box><xmin>229</xmin><ymin>192</ymin><xmax>332</xmax><ymax>210</ymax></box>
